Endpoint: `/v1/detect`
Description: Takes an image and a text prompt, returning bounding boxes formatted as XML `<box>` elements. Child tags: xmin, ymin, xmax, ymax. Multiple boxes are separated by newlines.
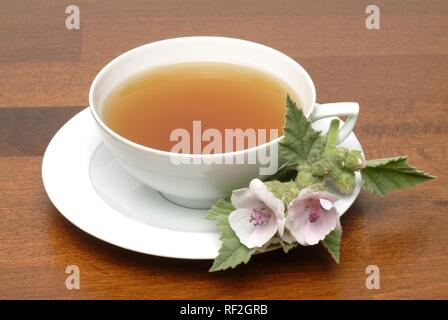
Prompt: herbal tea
<box><xmin>101</xmin><ymin>62</ymin><xmax>297</xmax><ymax>153</ymax></box>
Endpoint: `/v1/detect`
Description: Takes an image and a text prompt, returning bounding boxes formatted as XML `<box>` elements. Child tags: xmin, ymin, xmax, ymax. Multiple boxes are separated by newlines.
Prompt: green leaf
<box><xmin>322</xmin><ymin>228</ymin><xmax>342</xmax><ymax>264</ymax></box>
<box><xmin>279</xmin><ymin>239</ymin><xmax>298</xmax><ymax>254</ymax></box>
<box><xmin>265</xmin><ymin>164</ymin><xmax>298</xmax><ymax>183</ymax></box>
<box><xmin>206</xmin><ymin>198</ymin><xmax>253</xmax><ymax>272</ymax></box>
<box><xmin>361</xmin><ymin>156</ymin><xmax>435</xmax><ymax>196</ymax></box>
<box><xmin>253</xmin><ymin>236</ymin><xmax>297</xmax><ymax>254</ymax></box>
<box><xmin>279</xmin><ymin>95</ymin><xmax>324</xmax><ymax>165</ymax></box>
<box><xmin>205</xmin><ymin>197</ymin><xmax>234</xmax><ymax>221</ymax></box>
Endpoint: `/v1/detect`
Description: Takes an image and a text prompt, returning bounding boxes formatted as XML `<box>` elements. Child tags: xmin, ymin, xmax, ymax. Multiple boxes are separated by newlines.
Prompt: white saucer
<box><xmin>42</xmin><ymin>108</ymin><xmax>363</xmax><ymax>260</ymax></box>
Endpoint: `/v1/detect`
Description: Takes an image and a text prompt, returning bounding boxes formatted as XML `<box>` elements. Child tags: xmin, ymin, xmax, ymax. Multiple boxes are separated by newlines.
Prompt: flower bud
<box><xmin>265</xmin><ymin>181</ymin><xmax>299</xmax><ymax>206</ymax></box>
<box><xmin>330</xmin><ymin>167</ymin><xmax>355</xmax><ymax>194</ymax></box>
<box><xmin>295</xmin><ymin>165</ymin><xmax>321</xmax><ymax>189</ymax></box>
<box><xmin>344</xmin><ymin>150</ymin><xmax>365</xmax><ymax>171</ymax></box>
<box><xmin>308</xmin><ymin>182</ymin><xmax>326</xmax><ymax>192</ymax></box>
<box><xmin>333</xmin><ymin>148</ymin><xmax>349</xmax><ymax>164</ymax></box>
<box><xmin>311</xmin><ymin>158</ymin><xmax>334</xmax><ymax>176</ymax></box>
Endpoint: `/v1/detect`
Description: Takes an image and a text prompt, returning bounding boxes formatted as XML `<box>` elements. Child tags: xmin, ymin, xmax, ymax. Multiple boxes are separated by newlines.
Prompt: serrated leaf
<box><xmin>361</xmin><ymin>156</ymin><xmax>435</xmax><ymax>196</ymax></box>
<box><xmin>279</xmin><ymin>95</ymin><xmax>325</xmax><ymax>165</ymax></box>
<box><xmin>205</xmin><ymin>197</ymin><xmax>234</xmax><ymax>221</ymax></box>
<box><xmin>322</xmin><ymin>228</ymin><xmax>342</xmax><ymax>264</ymax></box>
<box><xmin>209</xmin><ymin>221</ymin><xmax>252</xmax><ymax>272</ymax></box>
<box><xmin>206</xmin><ymin>198</ymin><xmax>253</xmax><ymax>272</ymax></box>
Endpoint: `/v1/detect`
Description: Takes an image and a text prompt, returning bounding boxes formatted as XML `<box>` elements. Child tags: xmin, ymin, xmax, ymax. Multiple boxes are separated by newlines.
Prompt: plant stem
<box><xmin>324</xmin><ymin>119</ymin><xmax>340</xmax><ymax>156</ymax></box>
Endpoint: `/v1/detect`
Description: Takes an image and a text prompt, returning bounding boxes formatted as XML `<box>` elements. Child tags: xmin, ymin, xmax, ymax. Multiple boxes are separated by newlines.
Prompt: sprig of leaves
<box><xmin>361</xmin><ymin>156</ymin><xmax>435</xmax><ymax>196</ymax></box>
<box><xmin>206</xmin><ymin>96</ymin><xmax>434</xmax><ymax>271</ymax></box>
<box><xmin>206</xmin><ymin>98</ymin><xmax>342</xmax><ymax>271</ymax></box>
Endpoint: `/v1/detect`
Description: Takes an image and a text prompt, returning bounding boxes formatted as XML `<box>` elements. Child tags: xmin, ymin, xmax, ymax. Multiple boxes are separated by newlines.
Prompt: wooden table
<box><xmin>1</xmin><ymin>0</ymin><xmax>447</xmax><ymax>299</ymax></box>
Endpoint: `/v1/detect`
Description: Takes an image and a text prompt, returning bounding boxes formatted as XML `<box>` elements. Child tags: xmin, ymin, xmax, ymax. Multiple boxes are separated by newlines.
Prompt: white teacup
<box><xmin>89</xmin><ymin>36</ymin><xmax>359</xmax><ymax>209</ymax></box>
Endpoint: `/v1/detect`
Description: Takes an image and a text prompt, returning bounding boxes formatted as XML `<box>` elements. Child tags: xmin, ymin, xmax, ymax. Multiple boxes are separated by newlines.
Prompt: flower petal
<box><xmin>317</xmin><ymin>191</ymin><xmax>339</xmax><ymax>203</ymax></box>
<box><xmin>286</xmin><ymin>197</ymin><xmax>313</xmax><ymax>245</ymax></box>
<box><xmin>228</xmin><ymin>208</ymin><xmax>276</xmax><ymax>248</ymax></box>
<box><xmin>228</xmin><ymin>208</ymin><xmax>256</xmax><ymax>242</ymax></box>
<box><xmin>252</xmin><ymin>181</ymin><xmax>285</xmax><ymax>236</ymax></box>
<box><xmin>249</xmin><ymin>178</ymin><xmax>265</xmax><ymax>190</ymax></box>
<box><xmin>286</xmin><ymin>189</ymin><xmax>341</xmax><ymax>246</ymax></box>
<box><xmin>287</xmin><ymin>215</ymin><xmax>308</xmax><ymax>246</ymax></box>
<box><xmin>246</xmin><ymin>216</ymin><xmax>278</xmax><ymax>248</ymax></box>
<box><xmin>295</xmin><ymin>188</ymin><xmax>315</xmax><ymax>201</ymax></box>
<box><xmin>304</xmin><ymin>207</ymin><xmax>339</xmax><ymax>245</ymax></box>
<box><xmin>319</xmin><ymin>198</ymin><xmax>334</xmax><ymax>211</ymax></box>
<box><xmin>231</xmin><ymin>182</ymin><xmax>264</xmax><ymax>209</ymax></box>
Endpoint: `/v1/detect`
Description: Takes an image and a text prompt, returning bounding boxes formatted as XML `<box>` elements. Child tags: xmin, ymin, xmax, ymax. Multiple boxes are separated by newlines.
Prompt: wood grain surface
<box><xmin>0</xmin><ymin>0</ymin><xmax>447</xmax><ymax>299</ymax></box>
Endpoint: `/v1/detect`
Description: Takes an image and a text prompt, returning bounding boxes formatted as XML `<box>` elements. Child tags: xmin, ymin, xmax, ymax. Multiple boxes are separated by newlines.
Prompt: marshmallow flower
<box><xmin>286</xmin><ymin>189</ymin><xmax>340</xmax><ymax>246</ymax></box>
<box><xmin>228</xmin><ymin>179</ymin><xmax>285</xmax><ymax>249</ymax></box>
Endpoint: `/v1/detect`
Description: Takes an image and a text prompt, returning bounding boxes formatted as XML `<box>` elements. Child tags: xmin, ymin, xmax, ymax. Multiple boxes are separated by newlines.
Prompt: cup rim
<box><xmin>89</xmin><ymin>36</ymin><xmax>316</xmax><ymax>159</ymax></box>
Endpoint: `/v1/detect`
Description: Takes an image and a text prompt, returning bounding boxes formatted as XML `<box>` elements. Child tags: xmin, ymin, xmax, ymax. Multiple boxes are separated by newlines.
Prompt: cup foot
<box><xmin>159</xmin><ymin>193</ymin><xmax>218</xmax><ymax>210</ymax></box>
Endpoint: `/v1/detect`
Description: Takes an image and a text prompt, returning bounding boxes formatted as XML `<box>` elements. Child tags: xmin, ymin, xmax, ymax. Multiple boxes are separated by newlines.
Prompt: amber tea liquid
<box><xmin>102</xmin><ymin>62</ymin><xmax>298</xmax><ymax>152</ymax></box>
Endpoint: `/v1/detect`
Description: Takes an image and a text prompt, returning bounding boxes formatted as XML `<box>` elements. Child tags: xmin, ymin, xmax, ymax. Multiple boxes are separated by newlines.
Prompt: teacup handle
<box><xmin>310</xmin><ymin>102</ymin><xmax>359</xmax><ymax>144</ymax></box>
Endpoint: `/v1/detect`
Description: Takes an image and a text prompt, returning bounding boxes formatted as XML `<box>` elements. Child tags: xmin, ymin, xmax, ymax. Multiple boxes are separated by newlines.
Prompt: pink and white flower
<box><xmin>228</xmin><ymin>179</ymin><xmax>285</xmax><ymax>248</ymax></box>
<box><xmin>285</xmin><ymin>189</ymin><xmax>340</xmax><ymax>246</ymax></box>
